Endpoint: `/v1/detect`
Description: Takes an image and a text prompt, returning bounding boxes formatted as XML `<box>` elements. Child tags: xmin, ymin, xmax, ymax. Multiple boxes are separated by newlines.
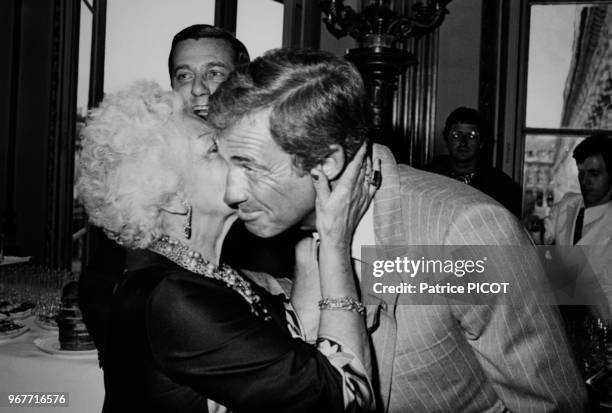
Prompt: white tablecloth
<box><xmin>0</xmin><ymin>317</ymin><xmax>103</xmax><ymax>412</ymax></box>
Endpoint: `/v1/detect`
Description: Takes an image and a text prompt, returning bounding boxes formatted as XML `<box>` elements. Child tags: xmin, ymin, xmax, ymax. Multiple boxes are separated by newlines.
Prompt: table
<box><xmin>0</xmin><ymin>316</ymin><xmax>103</xmax><ymax>412</ymax></box>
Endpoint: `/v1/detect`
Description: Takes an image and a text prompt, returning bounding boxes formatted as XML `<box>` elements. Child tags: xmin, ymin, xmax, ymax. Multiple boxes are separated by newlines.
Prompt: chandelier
<box><xmin>319</xmin><ymin>0</ymin><xmax>451</xmax><ymax>49</ymax></box>
<box><xmin>319</xmin><ymin>0</ymin><xmax>452</xmax><ymax>152</ymax></box>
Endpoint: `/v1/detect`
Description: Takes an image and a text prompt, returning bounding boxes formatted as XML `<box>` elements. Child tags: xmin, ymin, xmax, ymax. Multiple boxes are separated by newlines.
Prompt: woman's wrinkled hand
<box><xmin>310</xmin><ymin>143</ymin><xmax>380</xmax><ymax>251</ymax></box>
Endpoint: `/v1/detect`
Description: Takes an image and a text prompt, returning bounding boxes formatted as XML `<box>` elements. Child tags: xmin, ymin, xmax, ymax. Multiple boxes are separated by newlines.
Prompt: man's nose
<box><xmin>580</xmin><ymin>177</ymin><xmax>592</xmax><ymax>189</ymax></box>
<box><xmin>191</xmin><ymin>75</ymin><xmax>211</xmax><ymax>97</ymax></box>
<box><xmin>224</xmin><ymin>167</ymin><xmax>248</xmax><ymax>208</ymax></box>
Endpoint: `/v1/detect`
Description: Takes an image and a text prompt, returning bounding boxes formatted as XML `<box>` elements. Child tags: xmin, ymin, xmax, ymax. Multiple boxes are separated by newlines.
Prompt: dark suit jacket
<box><xmin>79</xmin><ymin>221</ymin><xmax>299</xmax><ymax>367</ymax></box>
<box><xmin>102</xmin><ymin>251</ymin><xmax>343</xmax><ymax>413</ymax></box>
<box><xmin>424</xmin><ymin>155</ymin><xmax>523</xmax><ymax>217</ymax></box>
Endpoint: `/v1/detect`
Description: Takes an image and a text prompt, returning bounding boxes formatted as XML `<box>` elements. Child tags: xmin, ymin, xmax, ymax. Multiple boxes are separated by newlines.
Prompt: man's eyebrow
<box><xmin>231</xmin><ymin>155</ymin><xmax>266</xmax><ymax>170</ymax></box>
<box><xmin>205</xmin><ymin>61</ymin><xmax>231</xmax><ymax>69</ymax></box>
<box><xmin>173</xmin><ymin>62</ymin><xmax>231</xmax><ymax>76</ymax></box>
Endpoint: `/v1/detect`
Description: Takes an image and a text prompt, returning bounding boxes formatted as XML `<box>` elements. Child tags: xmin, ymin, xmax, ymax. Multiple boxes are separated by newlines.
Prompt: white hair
<box><xmin>76</xmin><ymin>81</ymin><xmax>192</xmax><ymax>249</ymax></box>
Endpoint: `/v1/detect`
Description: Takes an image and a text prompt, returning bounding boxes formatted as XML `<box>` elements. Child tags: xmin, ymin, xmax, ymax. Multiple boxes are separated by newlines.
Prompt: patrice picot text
<box><xmin>370</xmin><ymin>256</ymin><xmax>510</xmax><ymax>295</ymax></box>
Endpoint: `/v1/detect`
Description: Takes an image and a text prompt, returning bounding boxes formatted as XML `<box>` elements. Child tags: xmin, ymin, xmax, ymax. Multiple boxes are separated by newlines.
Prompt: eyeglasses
<box><xmin>448</xmin><ymin>131</ymin><xmax>479</xmax><ymax>142</ymax></box>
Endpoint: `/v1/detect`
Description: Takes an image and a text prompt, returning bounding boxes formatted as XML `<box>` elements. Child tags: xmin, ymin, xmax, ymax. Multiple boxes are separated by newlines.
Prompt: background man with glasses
<box><xmin>425</xmin><ymin>107</ymin><xmax>522</xmax><ymax>217</ymax></box>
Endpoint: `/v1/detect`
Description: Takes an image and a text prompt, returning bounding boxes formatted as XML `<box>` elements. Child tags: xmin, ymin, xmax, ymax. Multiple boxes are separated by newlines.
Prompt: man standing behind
<box><xmin>425</xmin><ymin>107</ymin><xmax>522</xmax><ymax>217</ymax></box>
<box><xmin>168</xmin><ymin>24</ymin><xmax>249</xmax><ymax>119</ymax></box>
<box><xmin>544</xmin><ymin>134</ymin><xmax>612</xmax><ymax>316</ymax></box>
<box><xmin>210</xmin><ymin>48</ymin><xmax>587</xmax><ymax>412</ymax></box>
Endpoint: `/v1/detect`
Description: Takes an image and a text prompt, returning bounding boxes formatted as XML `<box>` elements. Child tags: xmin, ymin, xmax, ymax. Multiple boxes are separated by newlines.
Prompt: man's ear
<box><xmin>319</xmin><ymin>144</ymin><xmax>346</xmax><ymax>181</ymax></box>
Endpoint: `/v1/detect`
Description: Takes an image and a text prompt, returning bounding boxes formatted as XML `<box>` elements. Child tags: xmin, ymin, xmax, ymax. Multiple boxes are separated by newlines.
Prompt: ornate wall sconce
<box><xmin>320</xmin><ymin>0</ymin><xmax>450</xmax><ymax>155</ymax></box>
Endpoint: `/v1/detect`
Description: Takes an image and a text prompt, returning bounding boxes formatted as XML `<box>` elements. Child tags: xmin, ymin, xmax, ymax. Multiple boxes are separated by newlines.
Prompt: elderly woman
<box><xmin>77</xmin><ymin>82</ymin><xmax>375</xmax><ymax>413</ymax></box>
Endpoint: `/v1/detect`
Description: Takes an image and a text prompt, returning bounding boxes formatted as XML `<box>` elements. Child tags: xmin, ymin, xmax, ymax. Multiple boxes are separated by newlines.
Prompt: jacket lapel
<box><xmin>372</xmin><ymin>145</ymin><xmax>406</xmax><ymax>246</ymax></box>
<box><xmin>368</xmin><ymin>144</ymin><xmax>404</xmax><ymax>412</ymax></box>
<box><xmin>368</xmin><ymin>299</ymin><xmax>397</xmax><ymax>412</ymax></box>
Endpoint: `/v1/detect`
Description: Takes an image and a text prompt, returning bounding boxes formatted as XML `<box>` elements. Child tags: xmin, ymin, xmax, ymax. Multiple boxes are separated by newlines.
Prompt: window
<box><xmin>105</xmin><ymin>0</ymin><xmax>215</xmax><ymax>92</ymax></box>
<box><xmin>236</xmin><ymin>0</ymin><xmax>284</xmax><ymax>58</ymax></box>
<box><xmin>72</xmin><ymin>0</ymin><xmax>96</xmax><ymax>273</ymax></box>
<box><xmin>73</xmin><ymin>0</ymin><xmax>291</xmax><ymax>270</ymax></box>
<box><xmin>521</xmin><ymin>2</ymin><xmax>612</xmax><ymax>223</ymax></box>
<box><xmin>75</xmin><ymin>0</ymin><xmax>217</xmax><ymax>272</ymax></box>
<box><xmin>77</xmin><ymin>1</ymin><xmax>93</xmax><ymax>118</ymax></box>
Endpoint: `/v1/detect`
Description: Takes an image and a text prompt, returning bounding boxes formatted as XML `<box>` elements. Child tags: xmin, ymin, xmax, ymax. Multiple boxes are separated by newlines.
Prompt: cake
<box><xmin>57</xmin><ymin>281</ymin><xmax>95</xmax><ymax>351</ymax></box>
<box><xmin>0</xmin><ymin>319</ymin><xmax>27</xmax><ymax>338</ymax></box>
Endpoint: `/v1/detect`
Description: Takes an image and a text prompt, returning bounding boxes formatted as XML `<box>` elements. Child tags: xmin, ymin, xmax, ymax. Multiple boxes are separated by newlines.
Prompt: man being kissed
<box><xmin>209</xmin><ymin>48</ymin><xmax>587</xmax><ymax>412</ymax></box>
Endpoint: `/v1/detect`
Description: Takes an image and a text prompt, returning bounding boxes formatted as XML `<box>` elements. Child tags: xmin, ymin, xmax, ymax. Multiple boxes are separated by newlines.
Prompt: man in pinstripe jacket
<box><xmin>210</xmin><ymin>48</ymin><xmax>588</xmax><ymax>412</ymax></box>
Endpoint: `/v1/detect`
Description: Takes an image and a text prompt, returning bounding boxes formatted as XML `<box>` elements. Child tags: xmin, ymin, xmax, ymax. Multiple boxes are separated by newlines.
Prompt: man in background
<box><xmin>168</xmin><ymin>24</ymin><xmax>249</xmax><ymax>119</ymax></box>
<box><xmin>425</xmin><ymin>107</ymin><xmax>522</xmax><ymax>217</ymax></box>
<box><xmin>544</xmin><ymin>134</ymin><xmax>612</xmax><ymax>245</ymax></box>
<box><xmin>544</xmin><ymin>134</ymin><xmax>612</xmax><ymax>317</ymax></box>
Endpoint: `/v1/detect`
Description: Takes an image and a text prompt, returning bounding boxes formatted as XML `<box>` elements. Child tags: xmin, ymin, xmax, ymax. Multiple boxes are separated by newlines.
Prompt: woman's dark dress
<box><xmin>102</xmin><ymin>251</ymin><xmax>344</xmax><ymax>413</ymax></box>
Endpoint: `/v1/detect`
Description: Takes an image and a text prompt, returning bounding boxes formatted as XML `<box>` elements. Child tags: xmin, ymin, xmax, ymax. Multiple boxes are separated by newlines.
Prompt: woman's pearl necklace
<box><xmin>149</xmin><ymin>235</ymin><xmax>272</xmax><ymax>322</ymax></box>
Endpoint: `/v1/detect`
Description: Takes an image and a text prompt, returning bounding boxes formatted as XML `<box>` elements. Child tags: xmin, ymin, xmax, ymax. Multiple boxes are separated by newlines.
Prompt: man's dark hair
<box><xmin>443</xmin><ymin>107</ymin><xmax>486</xmax><ymax>140</ymax></box>
<box><xmin>168</xmin><ymin>24</ymin><xmax>250</xmax><ymax>79</ymax></box>
<box><xmin>573</xmin><ymin>134</ymin><xmax>612</xmax><ymax>175</ymax></box>
<box><xmin>208</xmin><ymin>48</ymin><xmax>372</xmax><ymax>172</ymax></box>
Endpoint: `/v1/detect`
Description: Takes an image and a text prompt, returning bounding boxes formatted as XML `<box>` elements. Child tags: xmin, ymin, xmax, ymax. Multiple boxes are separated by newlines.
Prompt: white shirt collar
<box><xmin>584</xmin><ymin>199</ymin><xmax>612</xmax><ymax>225</ymax></box>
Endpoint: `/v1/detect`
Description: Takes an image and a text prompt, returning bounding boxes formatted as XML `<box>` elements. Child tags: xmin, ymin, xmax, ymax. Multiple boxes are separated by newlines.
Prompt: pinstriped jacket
<box><xmin>365</xmin><ymin>145</ymin><xmax>588</xmax><ymax>412</ymax></box>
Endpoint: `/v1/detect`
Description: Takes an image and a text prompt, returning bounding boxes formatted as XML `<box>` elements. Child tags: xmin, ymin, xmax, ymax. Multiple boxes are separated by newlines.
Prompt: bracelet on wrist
<box><xmin>318</xmin><ymin>296</ymin><xmax>366</xmax><ymax>315</ymax></box>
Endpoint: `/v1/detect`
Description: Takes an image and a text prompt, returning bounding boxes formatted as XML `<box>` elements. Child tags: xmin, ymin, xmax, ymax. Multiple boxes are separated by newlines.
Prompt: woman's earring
<box><xmin>183</xmin><ymin>202</ymin><xmax>192</xmax><ymax>239</ymax></box>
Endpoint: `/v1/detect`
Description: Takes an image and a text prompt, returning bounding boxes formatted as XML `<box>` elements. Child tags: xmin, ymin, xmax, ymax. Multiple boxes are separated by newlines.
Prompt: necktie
<box><xmin>573</xmin><ymin>207</ymin><xmax>585</xmax><ymax>245</ymax></box>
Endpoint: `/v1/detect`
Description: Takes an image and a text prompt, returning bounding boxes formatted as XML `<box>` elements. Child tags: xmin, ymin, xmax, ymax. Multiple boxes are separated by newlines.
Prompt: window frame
<box><xmin>484</xmin><ymin>0</ymin><xmax>612</xmax><ymax>218</ymax></box>
<box><xmin>76</xmin><ymin>1</ymin><xmax>305</xmax><ymax>270</ymax></box>
<box><xmin>520</xmin><ymin>0</ymin><xmax>612</xmax><ymax>139</ymax></box>
<box><xmin>519</xmin><ymin>0</ymin><xmax>612</xmax><ymax>218</ymax></box>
